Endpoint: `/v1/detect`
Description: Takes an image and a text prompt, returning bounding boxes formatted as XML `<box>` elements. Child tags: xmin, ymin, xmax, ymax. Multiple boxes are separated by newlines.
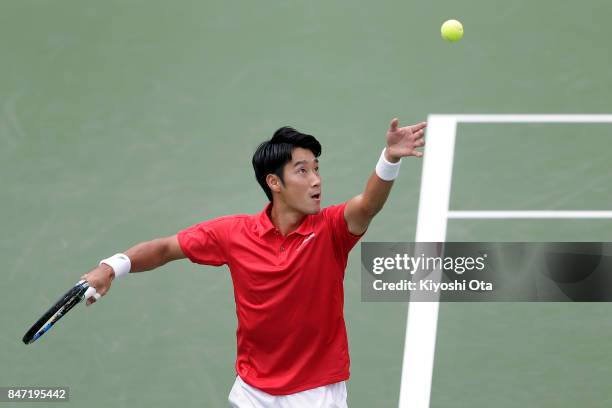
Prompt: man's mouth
<box><xmin>310</xmin><ymin>193</ymin><xmax>321</xmax><ymax>201</ymax></box>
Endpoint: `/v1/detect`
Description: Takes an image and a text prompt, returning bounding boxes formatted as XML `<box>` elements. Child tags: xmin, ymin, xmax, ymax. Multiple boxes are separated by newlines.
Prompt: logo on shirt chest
<box><xmin>297</xmin><ymin>232</ymin><xmax>316</xmax><ymax>251</ymax></box>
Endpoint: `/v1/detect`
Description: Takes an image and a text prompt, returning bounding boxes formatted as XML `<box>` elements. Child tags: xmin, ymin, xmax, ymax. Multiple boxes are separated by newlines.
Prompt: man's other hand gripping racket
<box><xmin>23</xmin><ymin>237</ymin><xmax>185</xmax><ymax>344</ymax></box>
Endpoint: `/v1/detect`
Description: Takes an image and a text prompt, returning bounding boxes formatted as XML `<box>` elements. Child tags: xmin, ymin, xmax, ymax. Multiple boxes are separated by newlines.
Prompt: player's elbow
<box><xmin>142</xmin><ymin>237</ymin><xmax>177</xmax><ymax>268</ymax></box>
<box><xmin>160</xmin><ymin>235</ymin><xmax>185</xmax><ymax>263</ymax></box>
<box><xmin>351</xmin><ymin>194</ymin><xmax>380</xmax><ymax>223</ymax></box>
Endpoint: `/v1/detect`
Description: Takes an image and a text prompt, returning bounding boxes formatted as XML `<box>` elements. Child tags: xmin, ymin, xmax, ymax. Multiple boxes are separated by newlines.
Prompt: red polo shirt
<box><xmin>177</xmin><ymin>202</ymin><xmax>364</xmax><ymax>395</ymax></box>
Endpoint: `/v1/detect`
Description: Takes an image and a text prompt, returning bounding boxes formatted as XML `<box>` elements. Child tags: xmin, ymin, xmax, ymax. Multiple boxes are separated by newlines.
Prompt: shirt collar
<box><xmin>256</xmin><ymin>203</ymin><xmax>314</xmax><ymax>238</ymax></box>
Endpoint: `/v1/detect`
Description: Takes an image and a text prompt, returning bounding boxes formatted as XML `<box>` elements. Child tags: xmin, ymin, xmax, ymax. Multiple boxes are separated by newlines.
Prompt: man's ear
<box><xmin>266</xmin><ymin>173</ymin><xmax>283</xmax><ymax>194</ymax></box>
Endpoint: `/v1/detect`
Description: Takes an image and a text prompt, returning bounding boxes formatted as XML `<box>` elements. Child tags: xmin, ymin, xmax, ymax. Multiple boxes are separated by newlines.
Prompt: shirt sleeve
<box><xmin>322</xmin><ymin>202</ymin><xmax>366</xmax><ymax>258</ymax></box>
<box><xmin>177</xmin><ymin>217</ymin><xmax>232</xmax><ymax>266</ymax></box>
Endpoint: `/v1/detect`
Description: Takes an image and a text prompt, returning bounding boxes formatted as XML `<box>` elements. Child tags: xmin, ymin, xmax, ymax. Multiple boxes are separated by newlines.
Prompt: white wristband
<box><xmin>375</xmin><ymin>148</ymin><xmax>402</xmax><ymax>181</ymax></box>
<box><xmin>99</xmin><ymin>253</ymin><xmax>131</xmax><ymax>278</ymax></box>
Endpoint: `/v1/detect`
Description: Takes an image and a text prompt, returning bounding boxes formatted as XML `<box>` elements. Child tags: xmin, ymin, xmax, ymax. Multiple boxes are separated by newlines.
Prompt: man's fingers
<box><xmin>389</xmin><ymin>118</ymin><xmax>399</xmax><ymax>132</ymax></box>
<box><xmin>84</xmin><ymin>286</ymin><xmax>97</xmax><ymax>299</ymax></box>
<box><xmin>413</xmin><ymin>151</ymin><xmax>424</xmax><ymax>158</ymax></box>
<box><xmin>400</xmin><ymin>127</ymin><xmax>425</xmax><ymax>138</ymax></box>
<box><xmin>410</xmin><ymin>122</ymin><xmax>427</xmax><ymax>132</ymax></box>
<box><xmin>86</xmin><ymin>293</ymin><xmax>102</xmax><ymax>306</ymax></box>
<box><xmin>414</xmin><ymin>139</ymin><xmax>425</xmax><ymax>148</ymax></box>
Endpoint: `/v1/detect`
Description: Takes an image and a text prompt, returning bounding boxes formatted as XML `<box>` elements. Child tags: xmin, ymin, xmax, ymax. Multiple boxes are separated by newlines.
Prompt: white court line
<box><xmin>432</xmin><ymin>114</ymin><xmax>612</xmax><ymax>123</ymax></box>
<box><xmin>398</xmin><ymin>116</ymin><xmax>456</xmax><ymax>408</ymax></box>
<box><xmin>448</xmin><ymin>211</ymin><xmax>612</xmax><ymax>219</ymax></box>
<box><xmin>399</xmin><ymin>114</ymin><xmax>612</xmax><ymax>408</ymax></box>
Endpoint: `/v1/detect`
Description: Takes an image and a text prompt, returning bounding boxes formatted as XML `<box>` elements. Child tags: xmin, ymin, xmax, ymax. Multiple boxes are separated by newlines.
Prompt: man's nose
<box><xmin>310</xmin><ymin>173</ymin><xmax>321</xmax><ymax>187</ymax></box>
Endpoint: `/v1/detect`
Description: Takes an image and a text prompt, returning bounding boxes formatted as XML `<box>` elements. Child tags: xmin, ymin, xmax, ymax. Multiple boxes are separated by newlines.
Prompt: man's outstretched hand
<box><xmin>384</xmin><ymin>118</ymin><xmax>426</xmax><ymax>162</ymax></box>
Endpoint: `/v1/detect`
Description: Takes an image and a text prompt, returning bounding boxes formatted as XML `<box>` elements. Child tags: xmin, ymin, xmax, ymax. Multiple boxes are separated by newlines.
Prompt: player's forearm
<box><xmin>359</xmin><ymin>170</ymin><xmax>395</xmax><ymax>217</ymax></box>
<box><xmin>82</xmin><ymin>236</ymin><xmax>183</xmax><ymax>305</ymax></box>
<box><xmin>344</xmin><ymin>150</ymin><xmax>399</xmax><ymax>235</ymax></box>
<box><xmin>123</xmin><ymin>238</ymin><xmax>173</xmax><ymax>273</ymax></box>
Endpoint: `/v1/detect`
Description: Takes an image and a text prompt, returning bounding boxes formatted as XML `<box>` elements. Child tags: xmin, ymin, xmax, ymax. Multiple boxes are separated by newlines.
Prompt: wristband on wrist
<box><xmin>99</xmin><ymin>253</ymin><xmax>131</xmax><ymax>278</ymax></box>
<box><xmin>375</xmin><ymin>148</ymin><xmax>402</xmax><ymax>181</ymax></box>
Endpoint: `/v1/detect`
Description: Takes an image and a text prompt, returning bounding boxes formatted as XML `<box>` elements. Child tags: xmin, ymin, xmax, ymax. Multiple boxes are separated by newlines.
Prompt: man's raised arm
<box><xmin>80</xmin><ymin>235</ymin><xmax>185</xmax><ymax>305</ymax></box>
<box><xmin>344</xmin><ymin>118</ymin><xmax>426</xmax><ymax>235</ymax></box>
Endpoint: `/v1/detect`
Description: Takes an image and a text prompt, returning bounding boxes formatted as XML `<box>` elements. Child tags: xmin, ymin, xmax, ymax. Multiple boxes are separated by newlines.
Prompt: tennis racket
<box><xmin>22</xmin><ymin>280</ymin><xmax>100</xmax><ymax>344</ymax></box>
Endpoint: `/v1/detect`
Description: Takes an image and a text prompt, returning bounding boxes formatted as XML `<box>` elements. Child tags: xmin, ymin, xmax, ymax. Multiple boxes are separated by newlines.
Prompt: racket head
<box><xmin>22</xmin><ymin>280</ymin><xmax>90</xmax><ymax>345</ymax></box>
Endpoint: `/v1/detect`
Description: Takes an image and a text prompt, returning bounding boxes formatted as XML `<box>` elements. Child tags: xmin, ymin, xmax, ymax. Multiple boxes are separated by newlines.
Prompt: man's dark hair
<box><xmin>252</xmin><ymin>126</ymin><xmax>322</xmax><ymax>201</ymax></box>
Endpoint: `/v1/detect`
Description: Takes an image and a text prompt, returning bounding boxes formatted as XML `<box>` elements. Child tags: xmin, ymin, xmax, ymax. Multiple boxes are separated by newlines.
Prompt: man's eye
<box><xmin>298</xmin><ymin>168</ymin><xmax>307</xmax><ymax>174</ymax></box>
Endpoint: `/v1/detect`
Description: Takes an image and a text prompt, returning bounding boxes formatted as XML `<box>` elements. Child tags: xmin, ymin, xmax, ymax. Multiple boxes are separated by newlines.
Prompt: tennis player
<box><xmin>80</xmin><ymin>118</ymin><xmax>426</xmax><ymax>407</ymax></box>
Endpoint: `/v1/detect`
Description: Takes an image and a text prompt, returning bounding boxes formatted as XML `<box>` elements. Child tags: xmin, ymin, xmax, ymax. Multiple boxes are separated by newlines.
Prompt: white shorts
<box><xmin>228</xmin><ymin>376</ymin><xmax>348</xmax><ymax>408</ymax></box>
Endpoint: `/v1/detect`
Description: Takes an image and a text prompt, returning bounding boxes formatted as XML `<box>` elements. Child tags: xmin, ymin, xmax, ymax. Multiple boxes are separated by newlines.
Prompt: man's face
<box><xmin>277</xmin><ymin>147</ymin><xmax>321</xmax><ymax>214</ymax></box>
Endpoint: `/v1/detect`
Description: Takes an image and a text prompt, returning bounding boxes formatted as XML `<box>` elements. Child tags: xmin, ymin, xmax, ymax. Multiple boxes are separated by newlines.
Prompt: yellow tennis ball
<box><xmin>441</xmin><ymin>19</ymin><xmax>464</xmax><ymax>42</ymax></box>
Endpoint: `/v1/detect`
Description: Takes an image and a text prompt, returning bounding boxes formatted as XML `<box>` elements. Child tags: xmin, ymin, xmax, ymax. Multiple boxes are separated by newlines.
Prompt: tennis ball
<box><xmin>441</xmin><ymin>19</ymin><xmax>464</xmax><ymax>42</ymax></box>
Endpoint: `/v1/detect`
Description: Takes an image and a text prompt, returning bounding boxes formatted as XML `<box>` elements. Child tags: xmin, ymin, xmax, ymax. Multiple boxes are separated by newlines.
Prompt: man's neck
<box><xmin>268</xmin><ymin>201</ymin><xmax>306</xmax><ymax>236</ymax></box>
